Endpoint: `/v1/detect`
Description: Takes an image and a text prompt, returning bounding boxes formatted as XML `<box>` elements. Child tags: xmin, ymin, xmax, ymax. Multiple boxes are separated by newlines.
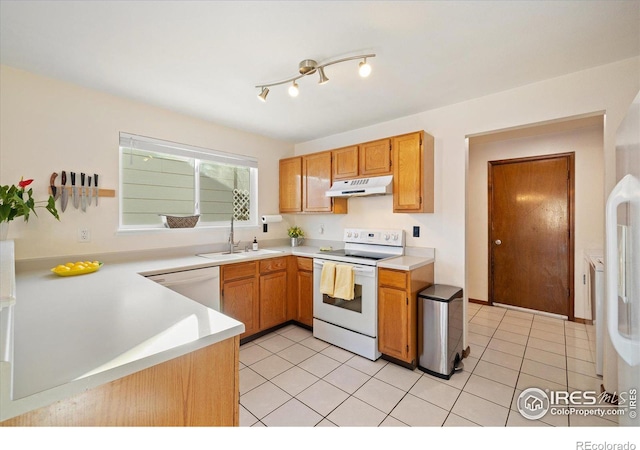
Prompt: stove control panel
<box><xmin>344</xmin><ymin>228</ymin><xmax>405</xmax><ymax>247</ymax></box>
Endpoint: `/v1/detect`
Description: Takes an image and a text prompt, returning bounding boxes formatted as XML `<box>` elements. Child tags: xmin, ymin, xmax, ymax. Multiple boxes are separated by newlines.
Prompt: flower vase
<box><xmin>291</xmin><ymin>237</ymin><xmax>304</xmax><ymax>247</ymax></box>
<box><xmin>0</xmin><ymin>222</ymin><xmax>8</xmax><ymax>241</ymax></box>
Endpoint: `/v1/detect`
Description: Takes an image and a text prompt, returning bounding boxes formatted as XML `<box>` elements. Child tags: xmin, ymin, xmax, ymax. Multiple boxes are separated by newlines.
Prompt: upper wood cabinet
<box><xmin>279</xmin><ymin>157</ymin><xmax>302</xmax><ymax>213</ymax></box>
<box><xmin>332</xmin><ymin>139</ymin><xmax>391</xmax><ymax>181</ymax></box>
<box><xmin>392</xmin><ymin>131</ymin><xmax>434</xmax><ymax>213</ymax></box>
<box><xmin>302</xmin><ymin>151</ymin><xmax>348</xmax><ymax>214</ymax></box>
<box><xmin>279</xmin><ymin>130</ymin><xmax>432</xmax><ymax>215</ymax></box>
<box><xmin>360</xmin><ymin>138</ymin><xmax>392</xmax><ymax>177</ymax></box>
<box><xmin>332</xmin><ymin>146</ymin><xmax>359</xmax><ymax>180</ymax></box>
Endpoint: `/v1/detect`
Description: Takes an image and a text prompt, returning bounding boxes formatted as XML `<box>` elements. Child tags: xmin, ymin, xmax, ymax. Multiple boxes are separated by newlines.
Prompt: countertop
<box><xmin>0</xmin><ymin>243</ymin><xmax>432</xmax><ymax>422</ymax></box>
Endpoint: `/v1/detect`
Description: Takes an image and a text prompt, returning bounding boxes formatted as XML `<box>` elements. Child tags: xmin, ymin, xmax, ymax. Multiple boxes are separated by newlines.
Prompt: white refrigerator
<box><xmin>605</xmin><ymin>90</ymin><xmax>640</xmax><ymax>427</ymax></box>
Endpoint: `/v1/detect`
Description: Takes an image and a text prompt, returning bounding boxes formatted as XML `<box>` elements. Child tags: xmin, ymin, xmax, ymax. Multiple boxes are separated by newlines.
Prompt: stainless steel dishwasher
<box><xmin>146</xmin><ymin>266</ymin><xmax>220</xmax><ymax>311</ymax></box>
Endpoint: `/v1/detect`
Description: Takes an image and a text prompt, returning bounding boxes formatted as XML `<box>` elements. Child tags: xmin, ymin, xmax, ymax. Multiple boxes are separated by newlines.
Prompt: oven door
<box><xmin>313</xmin><ymin>259</ymin><xmax>377</xmax><ymax>337</ymax></box>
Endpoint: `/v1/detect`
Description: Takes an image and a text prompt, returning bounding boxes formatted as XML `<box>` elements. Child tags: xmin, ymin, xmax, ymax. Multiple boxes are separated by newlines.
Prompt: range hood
<box><xmin>326</xmin><ymin>175</ymin><xmax>393</xmax><ymax>198</ymax></box>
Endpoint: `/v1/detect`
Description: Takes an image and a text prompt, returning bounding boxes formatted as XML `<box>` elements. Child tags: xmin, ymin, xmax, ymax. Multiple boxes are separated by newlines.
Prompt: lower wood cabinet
<box><xmin>259</xmin><ymin>258</ymin><xmax>289</xmax><ymax>329</ymax></box>
<box><xmin>378</xmin><ymin>264</ymin><xmax>434</xmax><ymax>367</ymax></box>
<box><xmin>221</xmin><ymin>261</ymin><xmax>260</xmax><ymax>339</ymax></box>
<box><xmin>295</xmin><ymin>257</ymin><xmax>314</xmax><ymax>327</ymax></box>
<box><xmin>0</xmin><ymin>336</ymin><xmax>240</xmax><ymax>426</ymax></box>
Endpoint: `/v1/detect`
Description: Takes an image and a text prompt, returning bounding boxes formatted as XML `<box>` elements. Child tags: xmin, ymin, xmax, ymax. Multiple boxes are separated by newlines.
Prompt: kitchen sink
<box><xmin>197</xmin><ymin>248</ymin><xmax>283</xmax><ymax>261</ymax></box>
<box><xmin>246</xmin><ymin>249</ymin><xmax>284</xmax><ymax>256</ymax></box>
<box><xmin>197</xmin><ymin>252</ymin><xmax>247</xmax><ymax>261</ymax></box>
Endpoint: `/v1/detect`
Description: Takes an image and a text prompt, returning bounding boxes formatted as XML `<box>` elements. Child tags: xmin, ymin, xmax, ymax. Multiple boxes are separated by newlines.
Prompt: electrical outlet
<box><xmin>413</xmin><ymin>226</ymin><xmax>420</xmax><ymax>237</ymax></box>
<box><xmin>78</xmin><ymin>227</ymin><xmax>91</xmax><ymax>243</ymax></box>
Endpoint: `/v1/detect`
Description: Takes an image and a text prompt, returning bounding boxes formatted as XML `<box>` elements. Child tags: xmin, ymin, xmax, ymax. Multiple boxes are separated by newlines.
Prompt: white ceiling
<box><xmin>1</xmin><ymin>1</ymin><xmax>638</xmax><ymax>143</ymax></box>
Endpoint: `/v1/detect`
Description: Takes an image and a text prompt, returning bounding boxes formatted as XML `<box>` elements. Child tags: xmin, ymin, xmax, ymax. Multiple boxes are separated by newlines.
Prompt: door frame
<box><xmin>487</xmin><ymin>152</ymin><xmax>575</xmax><ymax>320</ymax></box>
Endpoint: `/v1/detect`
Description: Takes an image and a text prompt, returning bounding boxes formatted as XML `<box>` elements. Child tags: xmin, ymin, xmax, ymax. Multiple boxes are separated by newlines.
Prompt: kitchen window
<box><xmin>118</xmin><ymin>132</ymin><xmax>258</xmax><ymax>230</ymax></box>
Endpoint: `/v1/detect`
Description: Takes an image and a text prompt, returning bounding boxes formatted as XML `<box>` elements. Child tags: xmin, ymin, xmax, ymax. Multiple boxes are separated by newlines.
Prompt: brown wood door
<box><xmin>489</xmin><ymin>153</ymin><xmax>574</xmax><ymax>318</ymax></box>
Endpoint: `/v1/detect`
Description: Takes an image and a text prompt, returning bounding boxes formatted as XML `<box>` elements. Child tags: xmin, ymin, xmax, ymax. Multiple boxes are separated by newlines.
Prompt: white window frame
<box><xmin>118</xmin><ymin>132</ymin><xmax>258</xmax><ymax>232</ymax></box>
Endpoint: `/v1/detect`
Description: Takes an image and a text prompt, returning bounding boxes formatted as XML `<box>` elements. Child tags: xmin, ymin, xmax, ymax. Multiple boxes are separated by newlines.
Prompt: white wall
<box><xmin>467</xmin><ymin>121</ymin><xmax>604</xmax><ymax>319</ymax></box>
<box><xmin>0</xmin><ymin>66</ymin><xmax>294</xmax><ymax>260</ymax></box>
<box><xmin>294</xmin><ymin>57</ymin><xmax>640</xmax><ymax>294</ymax></box>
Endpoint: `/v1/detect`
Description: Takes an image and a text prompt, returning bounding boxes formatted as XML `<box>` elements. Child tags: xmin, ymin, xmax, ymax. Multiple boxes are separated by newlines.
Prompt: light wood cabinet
<box><xmin>259</xmin><ymin>257</ymin><xmax>288</xmax><ymax>329</ymax></box>
<box><xmin>279</xmin><ymin>157</ymin><xmax>302</xmax><ymax>213</ymax></box>
<box><xmin>295</xmin><ymin>257</ymin><xmax>314</xmax><ymax>327</ymax></box>
<box><xmin>221</xmin><ymin>262</ymin><xmax>260</xmax><ymax>339</ymax></box>
<box><xmin>332</xmin><ymin>145</ymin><xmax>359</xmax><ymax>180</ymax></box>
<box><xmin>378</xmin><ymin>264</ymin><xmax>434</xmax><ymax>367</ymax></box>
<box><xmin>359</xmin><ymin>138</ymin><xmax>392</xmax><ymax>177</ymax></box>
<box><xmin>332</xmin><ymin>139</ymin><xmax>391</xmax><ymax>181</ymax></box>
<box><xmin>0</xmin><ymin>337</ymin><xmax>240</xmax><ymax>426</ymax></box>
<box><xmin>392</xmin><ymin>131</ymin><xmax>434</xmax><ymax>213</ymax></box>
<box><xmin>302</xmin><ymin>151</ymin><xmax>348</xmax><ymax>214</ymax></box>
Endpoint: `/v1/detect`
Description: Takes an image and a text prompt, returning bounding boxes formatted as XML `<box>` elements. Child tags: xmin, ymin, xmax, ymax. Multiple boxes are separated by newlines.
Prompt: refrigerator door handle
<box><xmin>605</xmin><ymin>174</ymin><xmax>640</xmax><ymax>366</ymax></box>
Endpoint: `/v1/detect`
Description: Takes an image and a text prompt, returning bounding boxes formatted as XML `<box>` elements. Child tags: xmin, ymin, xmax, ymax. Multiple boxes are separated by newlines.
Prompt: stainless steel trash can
<box><xmin>417</xmin><ymin>284</ymin><xmax>464</xmax><ymax>379</ymax></box>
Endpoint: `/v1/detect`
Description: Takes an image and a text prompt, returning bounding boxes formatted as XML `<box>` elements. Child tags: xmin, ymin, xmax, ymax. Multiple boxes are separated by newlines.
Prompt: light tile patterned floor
<box><xmin>239</xmin><ymin>303</ymin><xmax>613</xmax><ymax>427</ymax></box>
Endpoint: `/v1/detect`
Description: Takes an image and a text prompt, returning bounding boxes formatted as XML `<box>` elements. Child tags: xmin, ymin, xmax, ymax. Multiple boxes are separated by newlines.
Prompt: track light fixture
<box><xmin>256</xmin><ymin>53</ymin><xmax>375</xmax><ymax>101</ymax></box>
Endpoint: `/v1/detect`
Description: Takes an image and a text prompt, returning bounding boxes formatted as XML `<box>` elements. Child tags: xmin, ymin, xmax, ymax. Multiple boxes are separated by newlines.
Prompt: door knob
<box><xmin>495</xmin><ymin>239</ymin><xmax>502</xmax><ymax>245</ymax></box>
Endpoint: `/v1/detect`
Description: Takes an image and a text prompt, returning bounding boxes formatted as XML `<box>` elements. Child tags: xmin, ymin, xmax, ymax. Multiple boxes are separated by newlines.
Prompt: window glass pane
<box><xmin>121</xmin><ymin>148</ymin><xmax>195</xmax><ymax>226</ymax></box>
<box><xmin>199</xmin><ymin>162</ymin><xmax>250</xmax><ymax>222</ymax></box>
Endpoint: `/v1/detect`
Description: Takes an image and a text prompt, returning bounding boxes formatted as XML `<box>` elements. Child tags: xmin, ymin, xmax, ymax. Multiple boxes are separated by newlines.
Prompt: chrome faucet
<box><xmin>228</xmin><ymin>215</ymin><xmax>240</xmax><ymax>253</ymax></box>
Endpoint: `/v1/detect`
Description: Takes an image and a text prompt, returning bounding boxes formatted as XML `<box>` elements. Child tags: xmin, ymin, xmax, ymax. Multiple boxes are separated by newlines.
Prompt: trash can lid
<box><xmin>418</xmin><ymin>284</ymin><xmax>463</xmax><ymax>302</ymax></box>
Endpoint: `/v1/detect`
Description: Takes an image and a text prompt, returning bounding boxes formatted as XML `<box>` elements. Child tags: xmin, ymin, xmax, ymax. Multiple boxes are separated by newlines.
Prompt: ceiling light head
<box><xmin>358</xmin><ymin>58</ymin><xmax>372</xmax><ymax>78</ymax></box>
<box><xmin>318</xmin><ymin>67</ymin><xmax>329</xmax><ymax>85</ymax></box>
<box><xmin>258</xmin><ymin>87</ymin><xmax>269</xmax><ymax>102</ymax></box>
<box><xmin>288</xmin><ymin>81</ymin><xmax>299</xmax><ymax>97</ymax></box>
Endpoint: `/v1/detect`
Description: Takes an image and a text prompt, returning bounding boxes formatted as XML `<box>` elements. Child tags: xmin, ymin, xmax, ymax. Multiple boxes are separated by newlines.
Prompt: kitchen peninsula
<box><xmin>0</xmin><ymin>251</ymin><xmax>246</xmax><ymax>426</ymax></box>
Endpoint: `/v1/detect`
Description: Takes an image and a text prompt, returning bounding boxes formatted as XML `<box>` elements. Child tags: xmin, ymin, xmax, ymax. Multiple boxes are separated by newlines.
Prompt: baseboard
<box><xmin>573</xmin><ymin>317</ymin><xmax>593</xmax><ymax>325</ymax></box>
<box><xmin>468</xmin><ymin>298</ymin><xmax>488</xmax><ymax>305</ymax></box>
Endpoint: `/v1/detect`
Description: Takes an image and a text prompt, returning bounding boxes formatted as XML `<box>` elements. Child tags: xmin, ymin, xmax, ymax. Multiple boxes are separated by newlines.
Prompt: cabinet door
<box><xmin>260</xmin><ymin>271</ymin><xmax>288</xmax><ymax>330</ymax></box>
<box><xmin>332</xmin><ymin>145</ymin><xmax>359</xmax><ymax>180</ymax></box>
<box><xmin>279</xmin><ymin>157</ymin><xmax>302</xmax><ymax>213</ymax></box>
<box><xmin>302</xmin><ymin>152</ymin><xmax>333</xmax><ymax>212</ymax></box>
<box><xmin>378</xmin><ymin>286</ymin><xmax>409</xmax><ymax>362</ymax></box>
<box><xmin>360</xmin><ymin>139</ymin><xmax>391</xmax><ymax>177</ymax></box>
<box><xmin>296</xmin><ymin>270</ymin><xmax>313</xmax><ymax>327</ymax></box>
<box><xmin>222</xmin><ymin>277</ymin><xmax>259</xmax><ymax>338</ymax></box>
<box><xmin>392</xmin><ymin>132</ymin><xmax>423</xmax><ymax>212</ymax></box>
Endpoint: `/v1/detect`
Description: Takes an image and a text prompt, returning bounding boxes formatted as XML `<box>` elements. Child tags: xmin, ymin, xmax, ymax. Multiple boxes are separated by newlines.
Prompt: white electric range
<box><xmin>312</xmin><ymin>228</ymin><xmax>405</xmax><ymax>360</ymax></box>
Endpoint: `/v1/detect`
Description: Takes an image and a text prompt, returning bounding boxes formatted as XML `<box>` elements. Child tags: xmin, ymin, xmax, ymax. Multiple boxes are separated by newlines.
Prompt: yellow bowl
<box><xmin>51</xmin><ymin>262</ymin><xmax>103</xmax><ymax>277</ymax></box>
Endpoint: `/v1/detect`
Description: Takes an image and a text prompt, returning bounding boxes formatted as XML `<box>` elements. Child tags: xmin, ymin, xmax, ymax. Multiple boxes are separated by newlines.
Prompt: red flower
<box><xmin>18</xmin><ymin>178</ymin><xmax>33</xmax><ymax>189</ymax></box>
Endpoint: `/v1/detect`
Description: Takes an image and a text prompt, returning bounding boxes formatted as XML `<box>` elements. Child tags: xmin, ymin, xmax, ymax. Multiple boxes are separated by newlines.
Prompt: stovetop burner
<box><xmin>314</xmin><ymin>228</ymin><xmax>405</xmax><ymax>266</ymax></box>
<box><xmin>321</xmin><ymin>249</ymin><xmax>391</xmax><ymax>261</ymax></box>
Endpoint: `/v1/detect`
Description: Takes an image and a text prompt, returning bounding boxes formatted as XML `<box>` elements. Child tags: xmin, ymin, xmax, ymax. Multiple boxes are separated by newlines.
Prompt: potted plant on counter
<box><xmin>0</xmin><ymin>177</ymin><xmax>59</xmax><ymax>240</ymax></box>
<box><xmin>287</xmin><ymin>226</ymin><xmax>305</xmax><ymax>247</ymax></box>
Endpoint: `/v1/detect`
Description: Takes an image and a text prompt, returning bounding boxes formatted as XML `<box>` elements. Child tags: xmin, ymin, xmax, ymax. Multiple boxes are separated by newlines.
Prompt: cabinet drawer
<box><xmin>222</xmin><ymin>261</ymin><xmax>257</xmax><ymax>281</ymax></box>
<box><xmin>260</xmin><ymin>257</ymin><xmax>287</xmax><ymax>274</ymax></box>
<box><xmin>378</xmin><ymin>269</ymin><xmax>407</xmax><ymax>289</ymax></box>
<box><xmin>296</xmin><ymin>257</ymin><xmax>313</xmax><ymax>272</ymax></box>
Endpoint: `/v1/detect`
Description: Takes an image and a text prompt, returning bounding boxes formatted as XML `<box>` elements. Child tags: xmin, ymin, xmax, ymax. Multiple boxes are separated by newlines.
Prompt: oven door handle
<box><xmin>313</xmin><ymin>260</ymin><xmax>376</xmax><ymax>275</ymax></box>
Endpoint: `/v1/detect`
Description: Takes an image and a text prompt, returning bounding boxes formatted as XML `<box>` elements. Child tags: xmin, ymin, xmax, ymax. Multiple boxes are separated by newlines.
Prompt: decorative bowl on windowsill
<box><xmin>160</xmin><ymin>214</ymin><xmax>200</xmax><ymax>228</ymax></box>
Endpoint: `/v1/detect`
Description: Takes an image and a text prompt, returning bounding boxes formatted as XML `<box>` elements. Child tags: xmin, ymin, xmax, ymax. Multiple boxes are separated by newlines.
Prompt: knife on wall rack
<box><xmin>80</xmin><ymin>172</ymin><xmax>86</xmax><ymax>211</ymax></box>
<box><xmin>71</xmin><ymin>172</ymin><xmax>79</xmax><ymax>209</ymax></box>
<box><xmin>61</xmin><ymin>171</ymin><xmax>68</xmax><ymax>212</ymax></box>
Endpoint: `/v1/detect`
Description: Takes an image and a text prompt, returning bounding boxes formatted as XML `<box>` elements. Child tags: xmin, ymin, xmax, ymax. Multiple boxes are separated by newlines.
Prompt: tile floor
<box><xmin>239</xmin><ymin>303</ymin><xmax>614</xmax><ymax>427</ymax></box>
